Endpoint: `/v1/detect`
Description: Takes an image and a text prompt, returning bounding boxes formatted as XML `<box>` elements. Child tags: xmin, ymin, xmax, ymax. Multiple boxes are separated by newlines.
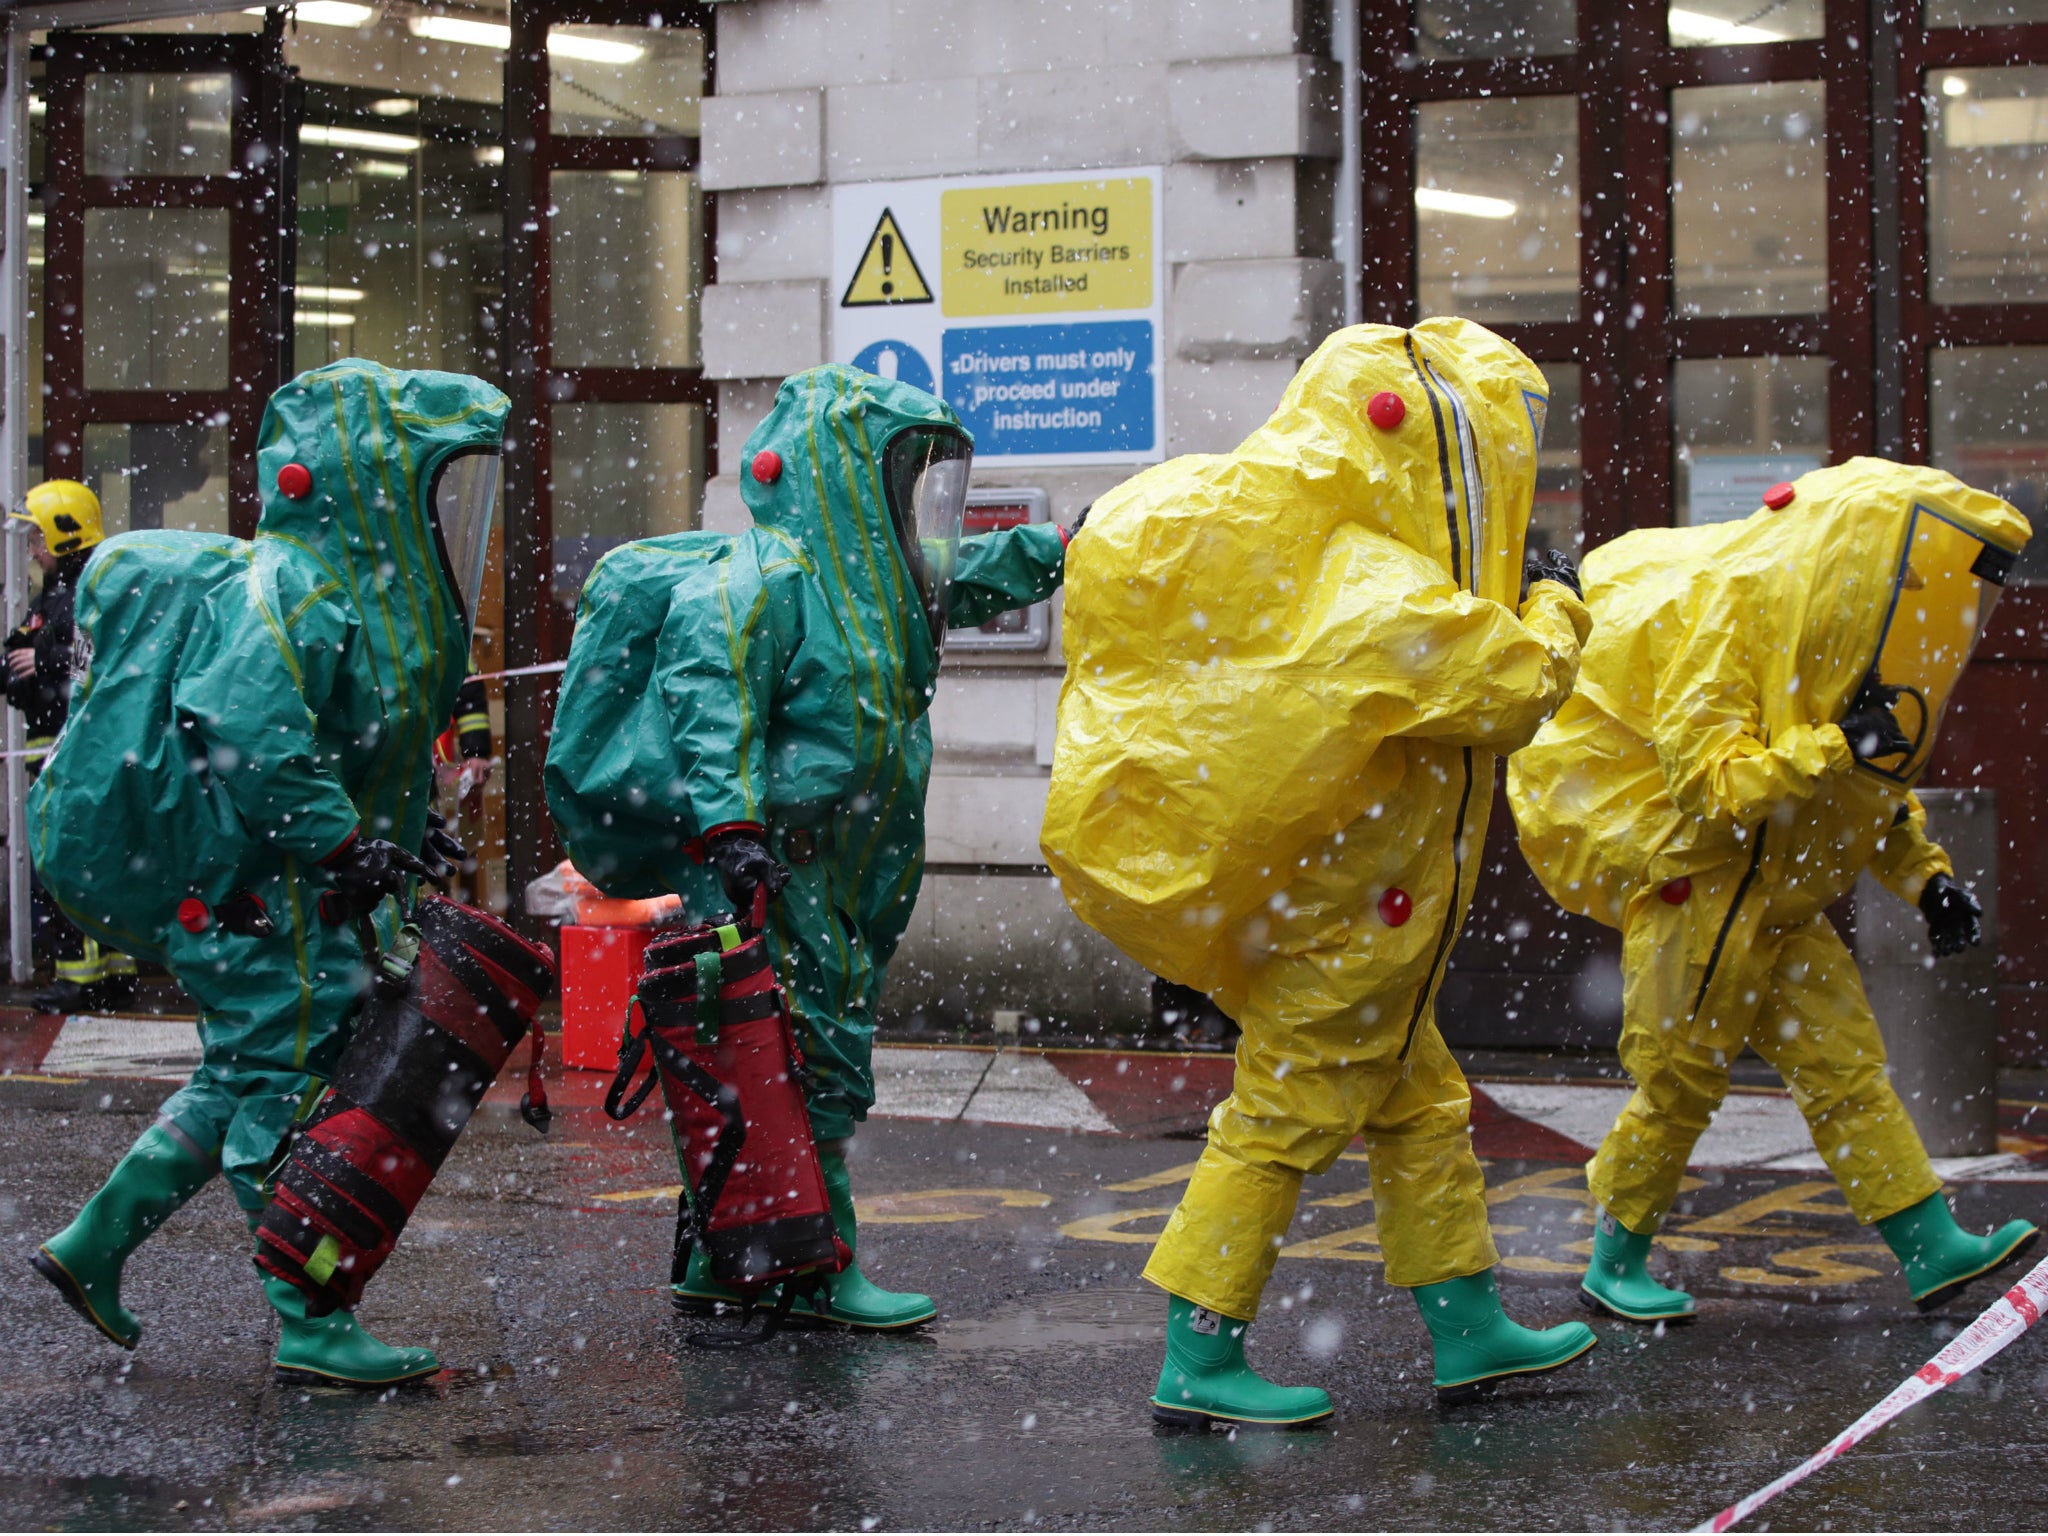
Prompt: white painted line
<box><xmin>40</xmin><ymin>1015</ymin><xmax>201</xmax><ymax>1080</ymax></box>
<box><xmin>1480</xmin><ymin>1080</ymin><xmax>2047</xmax><ymax>1181</ymax></box>
<box><xmin>871</xmin><ymin>1046</ymin><xmax>1115</xmax><ymax>1133</ymax></box>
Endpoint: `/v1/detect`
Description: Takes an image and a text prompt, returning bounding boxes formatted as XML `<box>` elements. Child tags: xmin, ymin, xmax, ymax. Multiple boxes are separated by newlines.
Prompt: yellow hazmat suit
<box><xmin>1044</xmin><ymin>320</ymin><xmax>1590</xmax><ymax>1320</ymax></box>
<box><xmin>1509</xmin><ymin>459</ymin><xmax>2029</xmax><ymax>1238</ymax></box>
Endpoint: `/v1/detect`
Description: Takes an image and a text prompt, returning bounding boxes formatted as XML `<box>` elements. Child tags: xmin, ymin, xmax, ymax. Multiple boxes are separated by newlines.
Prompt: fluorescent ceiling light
<box><xmin>1668</xmin><ymin>7</ymin><xmax>1783</xmax><ymax>43</ymax></box>
<box><xmin>473</xmin><ymin>145</ymin><xmax>506</xmax><ymax>166</ymax></box>
<box><xmin>26</xmin><ymin>212</ymin><xmax>44</xmax><ymax>229</ymax></box>
<box><xmin>547</xmin><ymin>30</ymin><xmax>647</xmax><ymax>64</ymax></box>
<box><xmin>297</xmin><ymin>284</ymin><xmax>366</xmax><ymax>302</ymax></box>
<box><xmin>1943</xmin><ymin>74</ymin><xmax>1972</xmax><ymax>98</ymax></box>
<box><xmin>369</xmin><ymin>98</ymin><xmax>417</xmax><ymax>117</ymax></box>
<box><xmin>354</xmin><ymin>158</ymin><xmax>412</xmax><ymax>178</ymax></box>
<box><xmin>409</xmin><ymin>15</ymin><xmax>646</xmax><ymax>63</ymax></box>
<box><xmin>297</xmin><ymin>310</ymin><xmax>357</xmax><ymax>327</ymax></box>
<box><xmin>245</xmin><ymin>2</ymin><xmax>374</xmax><ymax>26</ymax></box>
<box><xmin>1415</xmin><ymin>187</ymin><xmax>1518</xmax><ymax>220</ymax></box>
<box><xmin>300</xmin><ymin>123</ymin><xmax>420</xmax><ymax>153</ymax></box>
<box><xmin>410</xmin><ymin>15</ymin><xmax>508</xmax><ymax>48</ymax></box>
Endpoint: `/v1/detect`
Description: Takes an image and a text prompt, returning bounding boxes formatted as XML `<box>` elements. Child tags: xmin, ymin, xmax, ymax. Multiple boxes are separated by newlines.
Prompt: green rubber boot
<box><xmin>1580</xmin><ymin>1208</ymin><xmax>1696</xmax><ymax>1323</ymax></box>
<box><xmin>1149</xmin><ymin>1295</ymin><xmax>1334</xmax><ymax>1430</ymax></box>
<box><xmin>1876</xmin><ymin>1191</ymin><xmax>2039</xmax><ymax>1312</ymax></box>
<box><xmin>31</xmin><ymin>1120</ymin><xmax>215</xmax><ymax>1349</ymax></box>
<box><xmin>267</xmin><ymin>1278</ymin><xmax>440</xmax><ymax>1388</ymax></box>
<box><xmin>670</xmin><ymin>1153</ymin><xmax>937</xmax><ymax>1331</ymax></box>
<box><xmin>670</xmin><ymin>1240</ymin><xmax>747</xmax><ymax>1315</ymax></box>
<box><xmin>805</xmin><ymin>1150</ymin><xmax>936</xmax><ymax>1330</ymax></box>
<box><xmin>1415</xmin><ymin>1268</ymin><xmax>1597</xmax><ymax>1405</ymax></box>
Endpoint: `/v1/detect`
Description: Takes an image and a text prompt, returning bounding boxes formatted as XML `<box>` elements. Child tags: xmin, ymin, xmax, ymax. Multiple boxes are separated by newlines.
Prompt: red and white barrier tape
<box><xmin>1697</xmin><ymin>1252</ymin><xmax>2048</xmax><ymax>1531</ymax></box>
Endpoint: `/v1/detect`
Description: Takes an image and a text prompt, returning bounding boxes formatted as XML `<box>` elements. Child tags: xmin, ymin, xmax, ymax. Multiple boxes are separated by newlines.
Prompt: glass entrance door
<box><xmin>38</xmin><ymin>16</ymin><xmax>295</xmax><ymax>537</ymax></box>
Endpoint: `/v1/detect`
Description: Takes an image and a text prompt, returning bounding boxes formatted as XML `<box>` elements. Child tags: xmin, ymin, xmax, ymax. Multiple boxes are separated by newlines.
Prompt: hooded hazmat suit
<box><xmin>1043</xmin><ymin>321</ymin><xmax>1590</xmax><ymax>1340</ymax></box>
<box><xmin>29</xmin><ymin>361</ymin><xmax>504</xmax><ymax>1382</ymax></box>
<box><xmin>32</xmin><ymin>361</ymin><xmax>506</xmax><ymax>1206</ymax></box>
<box><xmin>1509</xmin><ymin>459</ymin><xmax>2032</xmax><ymax>1258</ymax></box>
<box><xmin>546</xmin><ymin>365</ymin><xmax>1065</xmax><ymax>1320</ymax></box>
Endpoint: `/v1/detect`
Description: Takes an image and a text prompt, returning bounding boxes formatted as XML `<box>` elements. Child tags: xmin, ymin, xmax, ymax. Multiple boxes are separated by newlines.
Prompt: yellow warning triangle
<box><xmin>840</xmin><ymin>208</ymin><xmax>933</xmax><ymax>307</ymax></box>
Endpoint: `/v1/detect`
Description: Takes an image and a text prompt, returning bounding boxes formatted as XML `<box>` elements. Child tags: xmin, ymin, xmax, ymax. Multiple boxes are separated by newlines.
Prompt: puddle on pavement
<box><xmin>937</xmin><ymin>1287</ymin><xmax>1162</xmax><ymax>1354</ymax></box>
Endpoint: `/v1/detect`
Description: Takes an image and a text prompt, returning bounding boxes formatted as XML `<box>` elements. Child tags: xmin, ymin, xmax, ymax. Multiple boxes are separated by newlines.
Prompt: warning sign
<box><xmin>940</xmin><ymin>177</ymin><xmax>1153</xmax><ymax>317</ymax></box>
<box><xmin>832</xmin><ymin>168</ymin><xmax>1163</xmax><ymax>468</ymax></box>
<box><xmin>839</xmin><ymin>209</ymin><xmax>933</xmax><ymax>308</ymax></box>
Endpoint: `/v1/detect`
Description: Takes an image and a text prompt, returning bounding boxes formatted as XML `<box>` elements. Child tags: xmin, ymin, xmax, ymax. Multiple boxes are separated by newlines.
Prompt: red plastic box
<box><xmin>557</xmin><ymin>924</ymin><xmax>654</xmax><ymax>1071</ymax></box>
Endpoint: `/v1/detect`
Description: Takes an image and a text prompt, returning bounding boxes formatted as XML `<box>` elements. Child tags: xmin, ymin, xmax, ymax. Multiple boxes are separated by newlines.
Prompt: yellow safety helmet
<box><xmin>12</xmin><ymin>479</ymin><xmax>104</xmax><ymax>557</ymax></box>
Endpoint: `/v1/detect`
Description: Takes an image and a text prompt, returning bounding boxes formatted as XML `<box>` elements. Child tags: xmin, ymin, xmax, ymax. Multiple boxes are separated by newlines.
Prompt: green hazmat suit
<box><xmin>546</xmin><ymin>363</ymin><xmax>1067</xmax><ymax>1141</ymax></box>
<box><xmin>31</xmin><ymin>359</ymin><xmax>507</xmax><ymax>1209</ymax></box>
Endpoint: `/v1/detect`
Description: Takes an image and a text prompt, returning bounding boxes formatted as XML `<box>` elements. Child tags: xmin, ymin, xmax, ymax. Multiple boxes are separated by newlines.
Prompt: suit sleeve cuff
<box><xmin>701</xmin><ymin>821</ymin><xmax>765</xmax><ymax>844</ymax></box>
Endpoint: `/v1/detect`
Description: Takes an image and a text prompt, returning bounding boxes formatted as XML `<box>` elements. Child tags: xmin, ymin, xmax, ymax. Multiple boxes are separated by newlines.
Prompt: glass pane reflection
<box><xmin>85</xmin><ymin>73</ymin><xmax>232</xmax><ymax>177</ymax></box>
<box><xmin>1532</xmin><ymin>363</ymin><xmax>1584</xmax><ymax>556</ymax></box>
<box><xmin>82</xmin><ymin>420</ymin><xmax>229</xmax><ymax>536</ymax></box>
<box><xmin>1418</xmin><ymin>0</ymin><xmax>1573</xmax><ymax>58</ymax></box>
<box><xmin>1416</xmin><ymin>96</ymin><xmax>1579</xmax><ymax>324</ymax></box>
<box><xmin>550</xmin><ymin>25</ymin><xmax>703</xmax><ymax>136</ymax></box>
<box><xmin>1928</xmin><ymin>67</ymin><xmax>2048</xmax><ymax>305</ymax></box>
<box><xmin>1926</xmin><ymin>0</ymin><xmax>2048</xmax><ymax>25</ymax></box>
<box><xmin>551</xmin><ymin>401</ymin><xmax>704</xmax><ymax>611</ymax></box>
<box><xmin>1672</xmin><ymin>82</ymin><xmax>1827</xmax><ymax>317</ymax></box>
<box><xmin>1668</xmin><ymin>0</ymin><xmax>1822</xmax><ymax>45</ymax></box>
<box><xmin>83</xmin><ymin>207</ymin><xmax>230</xmax><ymax>391</ymax></box>
<box><xmin>550</xmin><ymin>171</ymin><xmax>700</xmax><ymax>368</ymax></box>
<box><xmin>1932</xmin><ymin>346</ymin><xmax>2048</xmax><ymax>581</ymax></box>
<box><xmin>1672</xmin><ymin>356</ymin><xmax>1828</xmax><ymax>525</ymax></box>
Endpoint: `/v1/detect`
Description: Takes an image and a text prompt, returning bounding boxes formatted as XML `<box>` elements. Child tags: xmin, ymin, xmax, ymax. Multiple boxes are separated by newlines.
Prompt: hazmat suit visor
<box><xmin>1855</xmin><ymin>503</ymin><xmax>2014</xmax><ymax>783</ymax></box>
<box><xmin>882</xmin><ymin>427</ymin><xmax>972</xmax><ymax>644</ymax></box>
<box><xmin>429</xmin><ymin>449</ymin><xmax>501</xmax><ymax>629</ymax></box>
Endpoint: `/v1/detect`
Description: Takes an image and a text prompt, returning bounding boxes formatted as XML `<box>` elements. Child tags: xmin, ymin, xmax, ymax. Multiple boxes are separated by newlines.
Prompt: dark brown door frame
<box><xmin>501</xmin><ymin>1</ymin><xmax>716</xmax><ymax>919</ymax></box>
<box><xmin>39</xmin><ymin>15</ymin><xmax>295</xmax><ymax>538</ymax></box>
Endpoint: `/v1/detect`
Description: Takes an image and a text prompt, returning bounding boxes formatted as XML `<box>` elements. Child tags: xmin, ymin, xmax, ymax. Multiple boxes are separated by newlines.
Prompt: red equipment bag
<box><xmin>255</xmin><ymin>896</ymin><xmax>558</xmax><ymax>1314</ymax></box>
<box><xmin>604</xmin><ymin>895</ymin><xmax>849</xmax><ymax>1339</ymax></box>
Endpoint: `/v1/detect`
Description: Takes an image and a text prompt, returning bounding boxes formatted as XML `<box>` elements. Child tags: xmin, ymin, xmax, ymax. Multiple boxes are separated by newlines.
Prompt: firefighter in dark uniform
<box><xmin>6</xmin><ymin>480</ymin><xmax>137</xmax><ymax>1012</ymax></box>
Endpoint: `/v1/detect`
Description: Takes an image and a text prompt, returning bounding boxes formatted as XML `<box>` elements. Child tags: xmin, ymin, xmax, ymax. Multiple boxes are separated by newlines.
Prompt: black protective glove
<box><xmin>318</xmin><ymin>835</ymin><xmax>431</xmax><ymax>925</ymax></box>
<box><xmin>1069</xmin><ymin>502</ymin><xmax>1091</xmax><ymax>539</ymax></box>
<box><xmin>1840</xmin><ymin>677</ymin><xmax>1912</xmax><ymax>764</ymax></box>
<box><xmin>1919</xmin><ymin>872</ymin><xmax>1983</xmax><ymax>957</ymax></box>
<box><xmin>421</xmin><ymin>809</ymin><xmax>468</xmax><ymax>883</ymax></box>
<box><xmin>1522</xmin><ymin>545</ymin><xmax>1582</xmax><ymax>601</ymax></box>
<box><xmin>705</xmin><ymin>829</ymin><xmax>790</xmax><ymax>917</ymax></box>
<box><xmin>215</xmin><ymin>890</ymin><xmax>274</xmax><ymax>938</ymax></box>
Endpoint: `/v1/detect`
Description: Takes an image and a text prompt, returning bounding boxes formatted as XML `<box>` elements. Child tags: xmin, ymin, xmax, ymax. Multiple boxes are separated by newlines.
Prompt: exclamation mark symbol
<box><xmin>880</xmin><ymin>232</ymin><xmax>895</xmax><ymax>297</ymax></box>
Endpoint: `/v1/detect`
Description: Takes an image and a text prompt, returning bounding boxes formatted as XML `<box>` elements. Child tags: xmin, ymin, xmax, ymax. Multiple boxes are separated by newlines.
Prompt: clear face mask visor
<box><xmin>1853</xmin><ymin>506</ymin><xmax>2012</xmax><ymax>781</ymax></box>
<box><xmin>883</xmin><ymin>428</ymin><xmax>974</xmax><ymax>645</ymax></box>
<box><xmin>429</xmin><ymin>449</ymin><xmax>502</xmax><ymax>630</ymax></box>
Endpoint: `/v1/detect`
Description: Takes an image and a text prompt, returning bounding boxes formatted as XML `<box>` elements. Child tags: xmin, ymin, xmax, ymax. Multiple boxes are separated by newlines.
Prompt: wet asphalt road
<box><xmin>5</xmin><ymin>1071</ymin><xmax>2048</xmax><ymax>1532</ymax></box>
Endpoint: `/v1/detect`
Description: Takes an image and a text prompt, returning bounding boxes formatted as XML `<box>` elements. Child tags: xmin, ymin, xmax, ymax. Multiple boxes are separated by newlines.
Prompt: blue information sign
<box><xmin>942</xmin><ymin>320</ymin><xmax>1155</xmax><ymax>457</ymax></box>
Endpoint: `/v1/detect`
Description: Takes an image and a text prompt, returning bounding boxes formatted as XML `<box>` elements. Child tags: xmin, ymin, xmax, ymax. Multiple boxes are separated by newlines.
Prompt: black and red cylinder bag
<box><xmin>255</xmin><ymin>896</ymin><xmax>558</xmax><ymax>1314</ymax></box>
<box><xmin>605</xmin><ymin>897</ymin><xmax>849</xmax><ymax>1322</ymax></box>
